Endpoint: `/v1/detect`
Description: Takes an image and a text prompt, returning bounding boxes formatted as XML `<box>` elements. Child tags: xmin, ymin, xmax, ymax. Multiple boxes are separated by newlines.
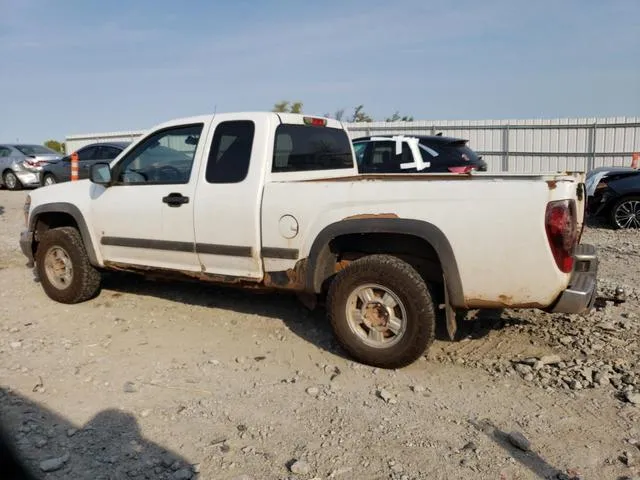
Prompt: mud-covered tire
<box><xmin>35</xmin><ymin>227</ymin><xmax>101</xmax><ymax>303</ymax></box>
<box><xmin>327</xmin><ymin>254</ymin><xmax>436</xmax><ymax>369</ymax></box>
<box><xmin>3</xmin><ymin>171</ymin><xmax>22</xmax><ymax>191</ymax></box>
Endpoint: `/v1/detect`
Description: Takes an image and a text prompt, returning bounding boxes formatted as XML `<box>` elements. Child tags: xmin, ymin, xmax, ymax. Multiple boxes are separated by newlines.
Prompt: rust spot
<box><xmin>302</xmin><ymin>174</ymin><xmax>476</xmax><ymax>183</ymax></box>
<box><xmin>263</xmin><ymin>258</ymin><xmax>307</xmax><ymax>291</ymax></box>
<box><xmin>465</xmin><ymin>297</ymin><xmax>545</xmax><ymax>309</ymax></box>
<box><xmin>103</xmin><ymin>261</ymin><xmax>264</xmax><ymax>288</ymax></box>
<box><xmin>343</xmin><ymin>212</ymin><xmax>399</xmax><ymax>221</ymax></box>
<box><xmin>547</xmin><ymin>180</ymin><xmax>557</xmax><ymax>189</ymax></box>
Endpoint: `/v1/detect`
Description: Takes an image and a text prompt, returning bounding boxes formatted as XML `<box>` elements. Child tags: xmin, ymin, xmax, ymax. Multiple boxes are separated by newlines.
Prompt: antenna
<box><xmin>213</xmin><ymin>104</ymin><xmax>217</xmax><ymax>115</ymax></box>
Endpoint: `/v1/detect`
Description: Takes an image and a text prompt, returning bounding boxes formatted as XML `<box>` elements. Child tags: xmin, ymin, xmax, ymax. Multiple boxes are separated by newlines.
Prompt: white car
<box><xmin>20</xmin><ymin>112</ymin><xmax>598</xmax><ymax>368</ymax></box>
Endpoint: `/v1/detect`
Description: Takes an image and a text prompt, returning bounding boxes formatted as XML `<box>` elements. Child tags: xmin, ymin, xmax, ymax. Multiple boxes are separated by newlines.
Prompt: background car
<box><xmin>587</xmin><ymin>167</ymin><xmax>640</xmax><ymax>229</ymax></box>
<box><xmin>0</xmin><ymin>144</ymin><xmax>61</xmax><ymax>190</ymax></box>
<box><xmin>39</xmin><ymin>141</ymin><xmax>130</xmax><ymax>186</ymax></box>
<box><xmin>352</xmin><ymin>135</ymin><xmax>487</xmax><ymax>174</ymax></box>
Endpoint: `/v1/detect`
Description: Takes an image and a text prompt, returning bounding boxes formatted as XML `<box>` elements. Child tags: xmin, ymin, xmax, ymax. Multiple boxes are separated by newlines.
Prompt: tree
<box><xmin>350</xmin><ymin>105</ymin><xmax>372</xmax><ymax>123</ymax></box>
<box><xmin>385</xmin><ymin>111</ymin><xmax>414</xmax><ymax>122</ymax></box>
<box><xmin>44</xmin><ymin>140</ymin><xmax>65</xmax><ymax>153</ymax></box>
<box><xmin>272</xmin><ymin>100</ymin><xmax>303</xmax><ymax>113</ymax></box>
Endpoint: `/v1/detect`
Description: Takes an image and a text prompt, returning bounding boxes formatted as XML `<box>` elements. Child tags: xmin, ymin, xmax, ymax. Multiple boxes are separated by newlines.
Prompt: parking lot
<box><xmin>0</xmin><ymin>188</ymin><xmax>639</xmax><ymax>479</ymax></box>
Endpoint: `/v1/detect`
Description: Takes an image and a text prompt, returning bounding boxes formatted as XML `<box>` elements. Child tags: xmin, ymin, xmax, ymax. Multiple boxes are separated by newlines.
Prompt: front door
<box><xmin>90</xmin><ymin>123</ymin><xmax>206</xmax><ymax>272</ymax></box>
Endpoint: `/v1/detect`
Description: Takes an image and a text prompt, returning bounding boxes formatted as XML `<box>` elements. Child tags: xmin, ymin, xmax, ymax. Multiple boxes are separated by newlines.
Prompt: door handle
<box><xmin>162</xmin><ymin>193</ymin><xmax>189</xmax><ymax>207</ymax></box>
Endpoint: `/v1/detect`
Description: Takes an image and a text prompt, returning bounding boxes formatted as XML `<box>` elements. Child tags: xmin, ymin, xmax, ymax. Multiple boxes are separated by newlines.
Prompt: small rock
<box><xmin>559</xmin><ymin>336</ymin><xmax>574</xmax><ymax>346</ymax></box>
<box><xmin>10</xmin><ymin>341</ymin><xmax>22</xmax><ymax>349</ymax></box>
<box><xmin>514</xmin><ymin>364</ymin><xmax>533</xmax><ymax>376</ymax></box>
<box><xmin>377</xmin><ymin>389</ymin><xmax>396</xmax><ymax>404</ymax></box>
<box><xmin>539</xmin><ymin>355</ymin><xmax>562</xmax><ymax>366</ymax></box>
<box><xmin>620</xmin><ymin>450</ymin><xmax>635</xmax><ymax>466</ymax></box>
<box><xmin>235</xmin><ymin>356</ymin><xmax>246</xmax><ymax>364</ymax></box>
<box><xmin>208</xmin><ymin>359</ymin><xmax>220</xmax><ymax>366</ymax></box>
<box><xmin>140</xmin><ymin>409</ymin><xmax>151</xmax><ymax>418</ymax></box>
<box><xmin>66</xmin><ymin>428</ymin><xmax>77</xmax><ymax>437</ymax></box>
<box><xmin>123</xmin><ymin>381</ymin><xmax>137</xmax><ymax>393</ymax></box>
<box><xmin>569</xmin><ymin>380</ymin><xmax>583</xmax><ymax>391</ymax></box>
<box><xmin>625</xmin><ymin>391</ymin><xmax>640</xmax><ymax>405</ymax></box>
<box><xmin>40</xmin><ymin>453</ymin><xmax>70</xmax><ymax>472</ymax></box>
<box><xmin>289</xmin><ymin>459</ymin><xmax>312</xmax><ymax>475</ymax></box>
<box><xmin>306</xmin><ymin>387</ymin><xmax>319</xmax><ymax>396</ymax></box>
<box><xmin>507</xmin><ymin>431</ymin><xmax>531</xmax><ymax>452</ymax></box>
<box><xmin>523</xmin><ymin>373</ymin><xmax>534</xmax><ymax>382</ymax></box>
<box><xmin>622</xmin><ymin>374</ymin><xmax>636</xmax><ymax>385</ymax></box>
<box><xmin>172</xmin><ymin>468</ymin><xmax>193</xmax><ymax>480</ymax></box>
<box><xmin>411</xmin><ymin>385</ymin><xmax>426</xmax><ymax>393</ymax></box>
<box><xmin>461</xmin><ymin>441</ymin><xmax>478</xmax><ymax>453</ymax></box>
<box><xmin>34</xmin><ymin>437</ymin><xmax>48</xmax><ymax>448</ymax></box>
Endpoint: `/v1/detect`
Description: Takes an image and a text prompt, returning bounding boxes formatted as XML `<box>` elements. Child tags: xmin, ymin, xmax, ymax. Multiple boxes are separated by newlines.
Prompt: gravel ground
<box><xmin>0</xmin><ymin>189</ymin><xmax>639</xmax><ymax>480</ymax></box>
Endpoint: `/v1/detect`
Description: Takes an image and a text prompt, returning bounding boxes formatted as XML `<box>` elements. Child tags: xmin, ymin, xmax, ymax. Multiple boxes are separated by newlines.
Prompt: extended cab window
<box><xmin>272</xmin><ymin>124</ymin><xmax>353</xmax><ymax>173</ymax></box>
<box><xmin>114</xmin><ymin>124</ymin><xmax>203</xmax><ymax>185</ymax></box>
<box><xmin>206</xmin><ymin>121</ymin><xmax>255</xmax><ymax>184</ymax></box>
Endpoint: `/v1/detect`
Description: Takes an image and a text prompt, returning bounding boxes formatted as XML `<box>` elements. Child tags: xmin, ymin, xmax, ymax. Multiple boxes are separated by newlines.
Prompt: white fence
<box><xmin>66</xmin><ymin>116</ymin><xmax>640</xmax><ymax>173</ymax></box>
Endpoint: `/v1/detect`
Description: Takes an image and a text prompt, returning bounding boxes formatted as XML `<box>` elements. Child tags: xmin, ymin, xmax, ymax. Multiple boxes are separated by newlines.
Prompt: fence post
<box><xmin>587</xmin><ymin>123</ymin><xmax>596</xmax><ymax>172</ymax></box>
<box><xmin>501</xmin><ymin>126</ymin><xmax>509</xmax><ymax>172</ymax></box>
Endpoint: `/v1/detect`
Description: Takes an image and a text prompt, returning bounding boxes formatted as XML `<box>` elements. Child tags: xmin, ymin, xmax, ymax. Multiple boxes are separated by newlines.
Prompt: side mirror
<box><xmin>90</xmin><ymin>163</ymin><xmax>112</xmax><ymax>186</ymax></box>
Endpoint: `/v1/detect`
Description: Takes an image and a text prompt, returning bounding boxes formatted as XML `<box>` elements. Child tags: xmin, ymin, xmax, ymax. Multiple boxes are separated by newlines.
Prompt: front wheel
<box><xmin>610</xmin><ymin>196</ymin><xmax>640</xmax><ymax>229</ymax></box>
<box><xmin>3</xmin><ymin>171</ymin><xmax>22</xmax><ymax>191</ymax></box>
<box><xmin>327</xmin><ymin>254</ymin><xmax>436</xmax><ymax>369</ymax></box>
<box><xmin>35</xmin><ymin>227</ymin><xmax>101</xmax><ymax>303</ymax></box>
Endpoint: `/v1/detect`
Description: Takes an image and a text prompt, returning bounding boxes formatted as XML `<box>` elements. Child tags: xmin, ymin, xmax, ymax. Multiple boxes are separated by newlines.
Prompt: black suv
<box><xmin>352</xmin><ymin>135</ymin><xmax>487</xmax><ymax>174</ymax></box>
<box><xmin>39</xmin><ymin>141</ymin><xmax>130</xmax><ymax>186</ymax></box>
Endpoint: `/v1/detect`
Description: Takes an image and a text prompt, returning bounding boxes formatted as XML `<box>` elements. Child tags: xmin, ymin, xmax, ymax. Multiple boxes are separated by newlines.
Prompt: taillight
<box><xmin>448</xmin><ymin>165</ymin><xmax>474</xmax><ymax>174</ymax></box>
<box><xmin>545</xmin><ymin>200</ymin><xmax>577</xmax><ymax>273</ymax></box>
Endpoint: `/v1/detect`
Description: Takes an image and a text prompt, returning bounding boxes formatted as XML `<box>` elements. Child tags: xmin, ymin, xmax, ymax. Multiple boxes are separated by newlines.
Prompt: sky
<box><xmin>1</xmin><ymin>0</ymin><xmax>639</xmax><ymax>143</ymax></box>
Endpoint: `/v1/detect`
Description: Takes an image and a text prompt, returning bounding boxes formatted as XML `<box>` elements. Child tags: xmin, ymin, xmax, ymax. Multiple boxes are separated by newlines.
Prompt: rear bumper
<box><xmin>549</xmin><ymin>244</ymin><xmax>598</xmax><ymax>314</ymax></box>
<box><xmin>20</xmin><ymin>230</ymin><xmax>35</xmax><ymax>267</ymax></box>
<box><xmin>16</xmin><ymin>170</ymin><xmax>40</xmax><ymax>187</ymax></box>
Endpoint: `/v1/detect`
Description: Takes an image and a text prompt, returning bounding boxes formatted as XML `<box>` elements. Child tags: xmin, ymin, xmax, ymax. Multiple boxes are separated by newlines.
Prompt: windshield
<box><xmin>15</xmin><ymin>145</ymin><xmax>58</xmax><ymax>156</ymax></box>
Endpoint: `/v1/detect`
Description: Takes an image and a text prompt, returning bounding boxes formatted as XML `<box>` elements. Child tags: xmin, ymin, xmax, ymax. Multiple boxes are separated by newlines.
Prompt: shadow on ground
<box><xmin>0</xmin><ymin>387</ymin><xmax>198</xmax><ymax>479</ymax></box>
<box><xmin>434</xmin><ymin>307</ymin><xmax>533</xmax><ymax>343</ymax></box>
<box><xmin>0</xmin><ymin>205</ymin><xmax>4</xmax><ymax>216</ymax></box>
<box><xmin>469</xmin><ymin>418</ymin><xmax>581</xmax><ymax>480</ymax></box>
<box><xmin>101</xmin><ymin>272</ymin><xmax>348</xmax><ymax>361</ymax></box>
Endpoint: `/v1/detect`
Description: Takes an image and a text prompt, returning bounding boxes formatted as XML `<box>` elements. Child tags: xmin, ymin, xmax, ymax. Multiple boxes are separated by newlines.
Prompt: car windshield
<box><xmin>15</xmin><ymin>145</ymin><xmax>58</xmax><ymax>156</ymax></box>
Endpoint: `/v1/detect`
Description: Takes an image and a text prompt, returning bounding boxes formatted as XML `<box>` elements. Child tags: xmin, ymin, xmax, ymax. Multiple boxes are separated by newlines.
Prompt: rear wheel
<box><xmin>43</xmin><ymin>174</ymin><xmax>57</xmax><ymax>186</ymax></box>
<box><xmin>610</xmin><ymin>196</ymin><xmax>640</xmax><ymax>229</ymax></box>
<box><xmin>3</xmin><ymin>171</ymin><xmax>22</xmax><ymax>191</ymax></box>
<box><xmin>35</xmin><ymin>227</ymin><xmax>101</xmax><ymax>303</ymax></box>
<box><xmin>327</xmin><ymin>254</ymin><xmax>436</xmax><ymax>369</ymax></box>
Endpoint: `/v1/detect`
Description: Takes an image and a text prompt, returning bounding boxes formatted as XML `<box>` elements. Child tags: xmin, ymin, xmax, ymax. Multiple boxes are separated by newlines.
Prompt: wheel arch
<box><xmin>305</xmin><ymin>218</ymin><xmax>464</xmax><ymax>306</ymax></box>
<box><xmin>30</xmin><ymin>203</ymin><xmax>99</xmax><ymax>265</ymax></box>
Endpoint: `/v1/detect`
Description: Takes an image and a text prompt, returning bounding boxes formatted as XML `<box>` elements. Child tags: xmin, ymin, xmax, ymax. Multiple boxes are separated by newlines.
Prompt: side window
<box><xmin>0</xmin><ymin>147</ymin><xmax>10</xmax><ymax>158</ymax></box>
<box><xmin>272</xmin><ymin>124</ymin><xmax>353</xmax><ymax>173</ymax></box>
<box><xmin>352</xmin><ymin>142</ymin><xmax>367</xmax><ymax>166</ymax></box>
<box><xmin>114</xmin><ymin>124</ymin><xmax>203</xmax><ymax>185</ymax></box>
<box><xmin>205</xmin><ymin>121</ymin><xmax>255</xmax><ymax>184</ymax></box>
<box><xmin>370</xmin><ymin>142</ymin><xmax>395</xmax><ymax>168</ymax></box>
<box><xmin>77</xmin><ymin>146</ymin><xmax>98</xmax><ymax>161</ymax></box>
<box><xmin>96</xmin><ymin>146</ymin><xmax>122</xmax><ymax>161</ymax></box>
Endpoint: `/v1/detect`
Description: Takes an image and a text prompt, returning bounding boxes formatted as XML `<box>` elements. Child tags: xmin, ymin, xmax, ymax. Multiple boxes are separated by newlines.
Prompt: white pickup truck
<box><xmin>20</xmin><ymin>112</ymin><xmax>598</xmax><ymax>368</ymax></box>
